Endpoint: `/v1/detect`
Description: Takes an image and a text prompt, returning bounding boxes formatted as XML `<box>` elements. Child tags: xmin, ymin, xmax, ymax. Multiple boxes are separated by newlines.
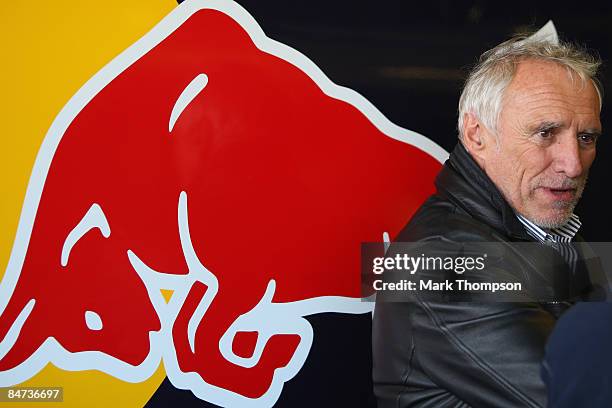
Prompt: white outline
<box><xmin>169</xmin><ymin>73</ymin><xmax>209</xmax><ymax>133</ymax></box>
<box><xmin>0</xmin><ymin>300</ymin><xmax>35</xmax><ymax>361</ymax></box>
<box><xmin>61</xmin><ymin>203</ymin><xmax>110</xmax><ymax>267</ymax></box>
<box><xmin>0</xmin><ymin>0</ymin><xmax>449</xmax><ymax>407</ymax></box>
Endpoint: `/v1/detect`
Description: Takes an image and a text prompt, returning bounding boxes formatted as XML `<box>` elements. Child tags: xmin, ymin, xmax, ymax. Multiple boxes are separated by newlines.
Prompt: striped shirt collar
<box><xmin>516</xmin><ymin>213</ymin><xmax>581</xmax><ymax>243</ymax></box>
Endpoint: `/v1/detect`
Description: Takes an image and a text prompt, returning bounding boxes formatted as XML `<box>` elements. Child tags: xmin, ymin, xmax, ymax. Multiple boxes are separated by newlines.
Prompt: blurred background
<box><xmin>177</xmin><ymin>0</ymin><xmax>612</xmax><ymax>240</ymax></box>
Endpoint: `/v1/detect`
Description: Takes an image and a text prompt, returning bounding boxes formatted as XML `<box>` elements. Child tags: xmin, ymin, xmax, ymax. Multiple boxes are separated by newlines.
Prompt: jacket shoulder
<box><xmin>396</xmin><ymin>194</ymin><xmax>504</xmax><ymax>243</ymax></box>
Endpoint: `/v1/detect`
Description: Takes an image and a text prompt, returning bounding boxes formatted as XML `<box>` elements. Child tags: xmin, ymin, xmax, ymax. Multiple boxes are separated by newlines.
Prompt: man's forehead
<box><xmin>512</xmin><ymin>59</ymin><xmax>585</xmax><ymax>92</ymax></box>
<box><xmin>506</xmin><ymin>59</ymin><xmax>601</xmax><ymax>115</ymax></box>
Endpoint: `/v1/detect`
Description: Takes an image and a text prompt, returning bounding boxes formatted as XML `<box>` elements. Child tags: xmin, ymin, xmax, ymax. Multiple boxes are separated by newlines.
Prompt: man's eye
<box><xmin>536</xmin><ymin>129</ymin><xmax>554</xmax><ymax>138</ymax></box>
<box><xmin>579</xmin><ymin>133</ymin><xmax>599</xmax><ymax>145</ymax></box>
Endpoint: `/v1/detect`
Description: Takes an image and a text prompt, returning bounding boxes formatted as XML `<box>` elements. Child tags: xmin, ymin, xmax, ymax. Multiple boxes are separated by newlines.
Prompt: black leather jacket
<box><xmin>372</xmin><ymin>143</ymin><xmax>594</xmax><ymax>408</ymax></box>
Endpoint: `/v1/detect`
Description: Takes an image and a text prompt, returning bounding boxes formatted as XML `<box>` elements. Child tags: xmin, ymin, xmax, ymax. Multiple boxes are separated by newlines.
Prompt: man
<box><xmin>372</xmin><ymin>33</ymin><xmax>603</xmax><ymax>407</ymax></box>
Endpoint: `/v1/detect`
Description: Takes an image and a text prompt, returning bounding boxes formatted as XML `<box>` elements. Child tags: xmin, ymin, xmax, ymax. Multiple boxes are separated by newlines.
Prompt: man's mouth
<box><xmin>540</xmin><ymin>187</ymin><xmax>576</xmax><ymax>201</ymax></box>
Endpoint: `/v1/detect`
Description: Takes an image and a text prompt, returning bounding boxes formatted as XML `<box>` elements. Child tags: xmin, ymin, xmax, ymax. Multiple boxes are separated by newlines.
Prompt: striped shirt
<box><xmin>516</xmin><ymin>214</ymin><xmax>581</xmax><ymax>309</ymax></box>
<box><xmin>516</xmin><ymin>213</ymin><xmax>582</xmax><ymax>244</ymax></box>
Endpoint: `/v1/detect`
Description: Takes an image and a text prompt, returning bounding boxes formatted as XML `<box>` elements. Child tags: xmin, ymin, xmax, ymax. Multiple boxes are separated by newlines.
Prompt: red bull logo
<box><xmin>0</xmin><ymin>0</ymin><xmax>446</xmax><ymax>406</ymax></box>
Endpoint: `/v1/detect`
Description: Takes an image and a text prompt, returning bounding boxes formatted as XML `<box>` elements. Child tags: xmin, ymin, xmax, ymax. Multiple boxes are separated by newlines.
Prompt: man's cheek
<box><xmin>582</xmin><ymin>153</ymin><xmax>596</xmax><ymax>173</ymax></box>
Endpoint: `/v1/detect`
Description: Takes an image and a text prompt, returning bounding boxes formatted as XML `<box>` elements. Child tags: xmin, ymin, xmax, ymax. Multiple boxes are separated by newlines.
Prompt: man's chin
<box><xmin>524</xmin><ymin>208</ymin><xmax>575</xmax><ymax>229</ymax></box>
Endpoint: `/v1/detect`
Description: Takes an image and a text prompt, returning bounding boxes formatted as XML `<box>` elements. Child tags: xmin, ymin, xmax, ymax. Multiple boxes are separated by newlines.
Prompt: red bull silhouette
<box><xmin>0</xmin><ymin>0</ymin><xmax>446</xmax><ymax>406</ymax></box>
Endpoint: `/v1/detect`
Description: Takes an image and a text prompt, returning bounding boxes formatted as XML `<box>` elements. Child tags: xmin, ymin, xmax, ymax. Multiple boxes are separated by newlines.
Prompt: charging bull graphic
<box><xmin>0</xmin><ymin>0</ymin><xmax>446</xmax><ymax>406</ymax></box>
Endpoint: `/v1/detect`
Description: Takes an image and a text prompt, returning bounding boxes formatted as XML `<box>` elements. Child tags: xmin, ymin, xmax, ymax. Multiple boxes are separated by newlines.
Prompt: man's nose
<box><xmin>552</xmin><ymin>135</ymin><xmax>584</xmax><ymax>178</ymax></box>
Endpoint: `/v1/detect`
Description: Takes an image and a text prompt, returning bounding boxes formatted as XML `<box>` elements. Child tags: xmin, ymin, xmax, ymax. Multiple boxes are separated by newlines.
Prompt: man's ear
<box><xmin>461</xmin><ymin>112</ymin><xmax>488</xmax><ymax>166</ymax></box>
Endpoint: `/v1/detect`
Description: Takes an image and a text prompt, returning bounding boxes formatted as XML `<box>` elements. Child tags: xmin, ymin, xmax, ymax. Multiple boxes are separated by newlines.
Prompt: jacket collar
<box><xmin>435</xmin><ymin>142</ymin><xmax>531</xmax><ymax>240</ymax></box>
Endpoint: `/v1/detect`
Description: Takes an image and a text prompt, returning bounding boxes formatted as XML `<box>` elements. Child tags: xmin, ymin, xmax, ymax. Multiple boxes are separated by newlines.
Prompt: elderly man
<box><xmin>372</xmin><ymin>34</ymin><xmax>603</xmax><ymax>407</ymax></box>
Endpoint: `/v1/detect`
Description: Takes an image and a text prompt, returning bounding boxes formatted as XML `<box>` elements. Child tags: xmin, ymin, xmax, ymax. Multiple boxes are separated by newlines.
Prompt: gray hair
<box><xmin>457</xmin><ymin>34</ymin><xmax>603</xmax><ymax>140</ymax></box>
